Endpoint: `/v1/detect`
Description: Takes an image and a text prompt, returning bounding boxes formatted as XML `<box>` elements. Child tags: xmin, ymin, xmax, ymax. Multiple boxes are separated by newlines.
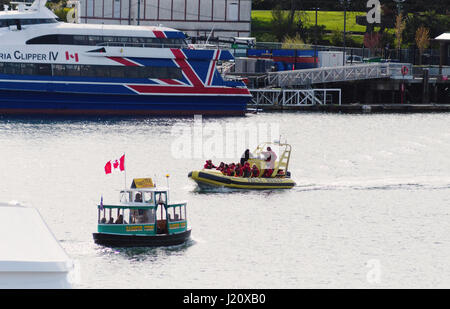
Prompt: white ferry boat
<box><xmin>0</xmin><ymin>0</ymin><xmax>251</xmax><ymax>116</ymax></box>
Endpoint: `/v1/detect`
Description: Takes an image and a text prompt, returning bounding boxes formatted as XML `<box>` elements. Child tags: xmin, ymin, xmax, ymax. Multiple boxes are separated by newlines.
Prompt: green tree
<box><xmin>415</xmin><ymin>26</ymin><xmax>430</xmax><ymax>65</ymax></box>
<box><xmin>403</xmin><ymin>10</ymin><xmax>450</xmax><ymax>47</ymax></box>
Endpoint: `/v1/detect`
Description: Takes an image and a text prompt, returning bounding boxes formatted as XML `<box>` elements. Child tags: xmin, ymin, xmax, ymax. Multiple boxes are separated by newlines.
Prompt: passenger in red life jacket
<box><xmin>204</xmin><ymin>160</ymin><xmax>216</xmax><ymax>169</ymax></box>
<box><xmin>222</xmin><ymin>164</ymin><xmax>229</xmax><ymax>175</ymax></box>
<box><xmin>243</xmin><ymin>162</ymin><xmax>251</xmax><ymax>177</ymax></box>
<box><xmin>251</xmin><ymin>164</ymin><xmax>259</xmax><ymax>177</ymax></box>
<box><xmin>216</xmin><ymin>162</ymin><xmax>225</xmax><ymax>171</ymax></box>
<box><xmin>234</xmin><ymin>163</ymin><xmax>243</xmax><ymax>177</ymax></box>
<box><xmin>227</xmin><ymin>166</ymin><xmax>235</xmax><ymax>177</ymax></box>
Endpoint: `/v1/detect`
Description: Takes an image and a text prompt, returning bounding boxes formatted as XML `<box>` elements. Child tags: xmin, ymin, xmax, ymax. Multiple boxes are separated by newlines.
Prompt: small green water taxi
<box><xmin>188</xmin><ymin>141</ymin><xmax>296</xmax><ymax>190</ymax></box>
<box><xmin>93</xmin><ymin>178</ymin><xmax>191</xmax><ymax>247</ymax></box>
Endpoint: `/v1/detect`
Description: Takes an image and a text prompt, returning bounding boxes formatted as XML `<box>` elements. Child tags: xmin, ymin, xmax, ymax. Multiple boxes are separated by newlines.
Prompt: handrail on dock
<box><xmin>249</xmin><ymin>88</ymin><xmax>342</xmax><ymax>107</ymax></box>
<box><xmin>266</xmin><ymin>63</ymin><xmax>413</xmax><ymax>87</ymax></box>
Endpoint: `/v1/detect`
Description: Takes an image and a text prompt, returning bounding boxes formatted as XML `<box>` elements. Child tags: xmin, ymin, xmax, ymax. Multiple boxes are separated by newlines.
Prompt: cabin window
<box><xmin>4</xmin><ymin>63</ymin><xmax>20</xmax><ymax>75</ymax></box>
<box><xmin>20</xmin><ymin>63</ymin><xmax>35</xmax><ymax>75</ymax></box>
<box><xmin>143</xmin><ymin>192</ymin><xmax>153</xmax><ymax>204</ymax></box>
<box><xmin>73</xmin><ymin>35</ymin><xmax>88</xmax><ymax>45</ymax></box>
<box><xmin>0</xmin><ymin>18</ymin><xmax>57</xmax><ymax>28</ymax></box>
<box><xmin>65</xmin><ymin>64</ymin><xmax>81</xmax><ymax>77</ymax></box>
<box><xmin>37</xmin><ymin>64</ymin><xmax>52</xmax><ymax>75</ymax></box>
<box><xmin>110</xmin><ymin>66</ymin><xmax>125</xmax><ymax>78</ymax></box>
<box><xmin>99</xmin><ymin>207</ymin><xmax>122</xmax><ymax>224</ymax></box>
<box><xmin>120</xmin><ymin>191</ymin><xmax>131</xmax><ymax>203</ymax></box>
<box><xmin>167</xmin><ymin>205</ymin><xmax>186</xmax><ymax>222</ymax></box>
<box><xmin>133</xmin><ymin>191</ymin><xmax>143</xmax><ymax>203</ymax></box>
<box><xmin>26</xmin><ymin>34</ymin><xmax>187</xmax><ymax>48</ymax></box>
<box><xmin>130</xmin><ymin>208</ymin><xmax>155</xmax><ymax>224</ymax></box>
<box><xmin>0</xmin><ymin>62</ymin><xmax>182</xmax><ymax>80</ymax></box>
<box><xmin>58</xmin><ymin>35</ymin><xmax>74</xmax><ymax>45</ymax></box>
<box><xmin>52</xmin><ymin>64</ymin><xmax>66</xmax><ymax>76</ymax></box>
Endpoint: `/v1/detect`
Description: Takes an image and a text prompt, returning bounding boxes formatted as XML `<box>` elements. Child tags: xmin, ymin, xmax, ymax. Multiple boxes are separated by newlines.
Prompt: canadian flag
<box><xmin>105</xmin><ymin>154</ymin><xmax>125</xmax><ymax>174</ymax></box>
<box><xmin>65</xmin><ymin>51</ymin><xmax>79</xmax><ymax>62</ymax></box>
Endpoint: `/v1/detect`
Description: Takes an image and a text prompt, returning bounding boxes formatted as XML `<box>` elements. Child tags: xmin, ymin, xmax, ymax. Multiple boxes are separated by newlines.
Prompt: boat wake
<box><xmin>293</xmin><ymin>177</ymin><xmax>450</xmax><ymax>192</ymax></box>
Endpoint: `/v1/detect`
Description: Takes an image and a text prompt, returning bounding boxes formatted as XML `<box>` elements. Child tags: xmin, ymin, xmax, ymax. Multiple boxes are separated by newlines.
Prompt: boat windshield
<box><xmin>120</xmin><ymin>190</ymin><xmax>154</xmax><ymax>204</ymax></box>
<box><xmin>167</xmin><ymin>204</ymin><xmax>187</xmax><ymax>222</ymax></box>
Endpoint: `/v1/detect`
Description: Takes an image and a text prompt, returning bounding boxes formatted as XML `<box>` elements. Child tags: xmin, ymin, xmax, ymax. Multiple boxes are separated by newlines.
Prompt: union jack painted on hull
<box><xmin>0</xmin><ymin>0</ymin><xmax>251</xmax><ymax>116</ymax></box>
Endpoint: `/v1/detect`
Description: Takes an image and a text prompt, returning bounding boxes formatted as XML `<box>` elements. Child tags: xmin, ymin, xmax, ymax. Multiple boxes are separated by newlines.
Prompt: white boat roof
<box><xmin>435</xmin><ymin>33</ymin><xmax>450</xmax><ymax>41</ymax></box>
<box><xmin>0</xmin><ymin>203</ymin><xmax>72</xmax><ymax>275</ymax></box>
<box><xmin>121</xmin><ymin>186</ymin><xmax>169</xmax><ymax>192</ymax></box>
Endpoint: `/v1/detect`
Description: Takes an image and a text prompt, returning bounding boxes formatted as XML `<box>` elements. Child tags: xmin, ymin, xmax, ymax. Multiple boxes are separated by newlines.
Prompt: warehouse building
<box><xmin>78</xmin><ymin>0</ymin><xmax>252</xmax><ymax>38</ymax></box>
<box><xmin>435</xmin><ymin>33</ymin><xmax>450</xmax><ymax>66</ymax></box>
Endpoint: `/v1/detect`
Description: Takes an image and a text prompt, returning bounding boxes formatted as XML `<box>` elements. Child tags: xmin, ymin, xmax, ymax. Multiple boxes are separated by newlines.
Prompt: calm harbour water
<box><xmin>0</xmin><ymin>112</ymin><xmax>449</xmax><ymax>288</ymax></box>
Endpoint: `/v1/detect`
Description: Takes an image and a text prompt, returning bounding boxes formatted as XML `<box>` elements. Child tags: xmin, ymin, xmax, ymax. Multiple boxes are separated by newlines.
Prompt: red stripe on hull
<box><xmin>207</xmin><ymin>50</ymin><xmax>220</xmax><ymax>86</ymax></box>
<box><xmin>170</xmin><ymin>49</ymin><xmax>204</xmax><ymax>87</ymax></box>
<box><xmin>153</xmin><ymin>31</ymin><xmax>166</xmax><ymax>38</ymax></box>
<box><xmin>107</xmin><ymin>57</ymin><xmax>139</xmax><ymax>66</ymax></box>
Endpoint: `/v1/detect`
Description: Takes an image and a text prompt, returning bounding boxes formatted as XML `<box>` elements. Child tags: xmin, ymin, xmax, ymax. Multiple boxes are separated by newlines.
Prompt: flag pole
<box><xmin>124</xmin><ymin>153</ymin><xmax>126</xmax><ymax>189</ymax></box>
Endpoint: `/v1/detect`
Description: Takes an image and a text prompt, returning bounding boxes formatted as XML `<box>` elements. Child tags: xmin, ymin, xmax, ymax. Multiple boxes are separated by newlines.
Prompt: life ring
<box><xmin>401</xmin><ymin>66</ymin><xmax>409</xmax><ymax>76</ymax></box>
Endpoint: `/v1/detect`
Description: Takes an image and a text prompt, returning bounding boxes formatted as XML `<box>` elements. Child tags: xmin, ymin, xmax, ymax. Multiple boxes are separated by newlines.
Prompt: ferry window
<box><xmin>26</xmin><ymin>34</ymin><xmax>59</xmax><ymax>45</ymax></box>
<box><xmin>127</xmin><ymin>67</ymin><xmax>141</xmax><ymax>78</ymax></box>
<box><xmin>110</xmin><ymin>66</ymin><xmax>125</xmax><ymax>78</ymax></box>
<box><xmin>143</xmin><ymin>192</ymin><xmax>153</xmax><ymax>204</ymax></box>
<box><xmin>103</xmin><ymin>36</ymin><xmax>115</xmax><ymax>43</ymax></box>
<box><xmin>168</xmin><ymin>206</ymin><xmax>184</xmax><ymax>222</ymax></box>
<box><xmin>65</xmin><ymin>65</ymin><xmax>81</xmax><ymax>77</ymax></box>
<box><xmin>20</xmin><ymin>63</ymin><xmax>35</xmax><ymax>75</ymax></box>
<box><xmin>130</xmin><ymin>208</ymin><xmax>155</xmax><ymax>224</ymax></box>
<box><xmin>120</xmin><ymin>191</ymin><xmax>131</xmax><ymax>203</ymax></box>
<box><xmin>88</xmin><ymin>35</ymin><xmax>103</xmax><ymax>46</ymax></box>
<box><xmin>131</xmin><ymin>37</ymin><xmax>145</xmax><ymax>44</ymax></box>
<box><xmin>156</xmin><ymin>205</ymin><xmax>167</xmax><ymax>220</ymax></box>
<box><xmin>73</xmin><ymin>35</ymin><xmax>88</xmax><ymax>45</ymax></box>
<box><xmin>58</xmin><ymin>35</ymin><xmax>74</xmax><ymax>45</ymax></box>
<box><xmin>52</xmin><ymin>64</ymin><xmax>66</xmax><ymax>76</ymax></box>
<box><xmin>4</xmin><ymin>63</ymin><xmax>20</xmax><ymax>75</ymax></box>
<box><xmin>37</xmin><ymin>64</ymin><xmax>52</xmax><ymax>75</ymax></box>
<box><xmin>79</xmin><ymin>65</ymin><xmax>105</xmax><ymax>78</ymax></box>
<box><xmin>133</xmin><ymin>192</ymin><xmax>143</xmax><ymax>203</ymax></box>
<box><xmin>117</xmin><ymin>37</ymin><xmax>130</xmax><ymax>43</ymax></box>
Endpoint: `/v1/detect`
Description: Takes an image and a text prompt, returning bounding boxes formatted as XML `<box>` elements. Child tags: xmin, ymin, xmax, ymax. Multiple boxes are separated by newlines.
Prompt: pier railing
<box><xmin>249</xmin><ymin>89</ymin><xmax>342</xmax><ymax>106</ymax></box>
<box><xmin>266</xmin><ymin>63</ymin><xmax>413</xmax><ymax>87</ymax></box>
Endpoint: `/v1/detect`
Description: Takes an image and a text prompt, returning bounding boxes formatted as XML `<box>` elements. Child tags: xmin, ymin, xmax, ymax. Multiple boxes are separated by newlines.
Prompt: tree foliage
<box><xmin>394</xmin><ymin>13</ymin><xmax>406</xmax><ymax>49</ymax></box>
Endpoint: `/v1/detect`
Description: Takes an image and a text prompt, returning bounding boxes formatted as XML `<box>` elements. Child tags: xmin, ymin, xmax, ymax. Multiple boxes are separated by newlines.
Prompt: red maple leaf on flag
<box><xmin>104</xmin><ymin>154</ymin><xmax>125</xmax><ymax>174</ymax></box>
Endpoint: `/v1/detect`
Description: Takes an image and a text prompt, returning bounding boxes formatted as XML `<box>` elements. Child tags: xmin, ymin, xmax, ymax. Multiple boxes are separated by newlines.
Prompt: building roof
<box><xmin>435</xmin><ymin>33</ymin><xmax>450</xmax><ymax>41</ymax></box>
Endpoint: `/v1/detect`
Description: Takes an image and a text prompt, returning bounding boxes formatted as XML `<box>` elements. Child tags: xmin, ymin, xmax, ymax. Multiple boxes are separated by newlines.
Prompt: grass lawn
<box><xmin>252</xmin><ymin>10</ymin><xmax>367</xmax><ymax>33</ymax></box>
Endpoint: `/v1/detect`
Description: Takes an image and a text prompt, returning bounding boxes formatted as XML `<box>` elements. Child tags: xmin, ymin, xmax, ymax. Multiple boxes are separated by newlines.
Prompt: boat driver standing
<box><xmin>262</xmin><ymin>146</ymin><xmax>277</xmax><ymax>177</ymax></box>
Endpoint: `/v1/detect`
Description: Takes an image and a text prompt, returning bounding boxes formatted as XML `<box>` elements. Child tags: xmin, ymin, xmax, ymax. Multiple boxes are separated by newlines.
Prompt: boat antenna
<box><xmin>205</xmin><ymin>24</ymin><xmax>216</xmax><ymax>45</ymax></box>
<box><xmin>165</xmin><ymin>174</ymin><xmax>170</xmax><ymax>202</ymax></box>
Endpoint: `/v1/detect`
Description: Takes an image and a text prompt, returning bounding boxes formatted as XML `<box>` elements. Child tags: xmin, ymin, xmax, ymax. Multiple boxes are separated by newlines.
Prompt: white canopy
<box><xmin>435</xmin><ymin>33</ymin><xmax>450</xmax><ymax>41</ymax></box>
<box><xmin>0</xmin><ymin>202</ymin><xmax>73</xmax><ymax>288</ymax></box>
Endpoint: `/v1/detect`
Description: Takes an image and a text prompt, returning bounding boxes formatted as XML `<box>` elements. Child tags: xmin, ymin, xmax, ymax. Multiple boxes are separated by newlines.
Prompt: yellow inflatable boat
<box><xmin>188</xmin><ymin>142</ymin><xmax>296</xmax><ymax>190</ymax></box>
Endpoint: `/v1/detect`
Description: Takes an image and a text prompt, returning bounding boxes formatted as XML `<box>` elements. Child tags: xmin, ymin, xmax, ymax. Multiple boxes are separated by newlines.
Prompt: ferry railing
<box><xmin>96</xmin><ymin>42</ymin><xmax>188</xmax><ymax>49</ymax></box>
<box><xmin>96</xmin><ymin>42</ymin><xmax>230</xmax><ymax>50</ymax></box>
